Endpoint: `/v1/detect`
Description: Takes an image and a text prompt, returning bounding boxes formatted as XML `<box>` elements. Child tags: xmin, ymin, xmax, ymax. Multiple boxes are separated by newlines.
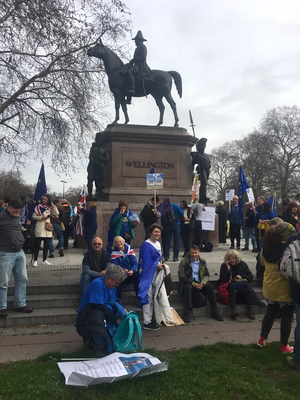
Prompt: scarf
<box><xmin>34</xmin><ymin>203</ymin><xmax>53</xmax><ymax>216</ymax></box>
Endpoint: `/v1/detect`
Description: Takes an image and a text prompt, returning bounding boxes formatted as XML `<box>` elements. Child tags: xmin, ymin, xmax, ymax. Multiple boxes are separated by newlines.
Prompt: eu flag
<box><xmin>156</xmin><ymin>198</ymin><xmax>171</xmax><ymax>217</ymax></box>
<box><xmin>268</xmin><ymin>194</ymin><xmax>277</xmax><ymax>216</ymax></box>
<box><xmin>27</xmin><ymin>163</ymin><xmax>47</xmax><ymax>221</ymax></box>
<box><xmin>238</xmin><ymin>166</ymin><xmax>249</xmax><ymax>222</ymax></box>
<box><xmin>33</xmin><ymin>163</ymin><xmax>47</xmax><ymax>205</ymax></box>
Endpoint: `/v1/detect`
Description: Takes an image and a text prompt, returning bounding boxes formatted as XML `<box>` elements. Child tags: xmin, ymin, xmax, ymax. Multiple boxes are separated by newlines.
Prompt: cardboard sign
<box><xmin>225</xmin><ymin>189</ymin><xmax>235</xmax><ymax>201</ymax></box>
<box><xmin>201</xmin><ymin>206</ymin><xmax>215</xmax><ymax>231</ymax></box>
<box><xmin>147</xmin><ymin>173</ymin><xmax>163</xmax><ymax>189</ymax></box>
<box><xmin>246</xmin><ymin>188</ymin><xmax>255</xmax><ymax>202</ymax></box>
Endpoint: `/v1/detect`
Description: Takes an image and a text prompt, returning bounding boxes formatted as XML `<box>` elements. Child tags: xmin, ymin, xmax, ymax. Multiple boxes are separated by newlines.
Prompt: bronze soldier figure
<box><xmin>126</xmin><ymin>30</ymin><xmax>151</xmax><ymax>104</ymax></box>
<box><xmin>191</xmin><ymin>138</ymin><xmax>211</xmax><ymax>204</ymax></box>
<box><xmin>87</xmin><ymin>132</ymin><xmax>110</xmax><ymax>200</ymax></box>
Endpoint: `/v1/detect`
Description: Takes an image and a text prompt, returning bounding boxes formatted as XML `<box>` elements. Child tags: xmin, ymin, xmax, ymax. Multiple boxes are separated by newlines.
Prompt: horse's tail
<box><xmin>167</xmin><ymin>71</ymin><xmax>182</xmax><ymax>98</ymax></box>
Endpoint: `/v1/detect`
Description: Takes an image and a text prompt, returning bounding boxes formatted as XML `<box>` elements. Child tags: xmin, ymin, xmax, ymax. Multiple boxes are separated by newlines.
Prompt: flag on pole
<box><xmin>156</xmin><ymin>198</ymin><xmax>171</xmax><ymax>217</ymax></box>
<box><xmin>75</xmin><ymin>185</ymin><xmax>86</xmax><ymax>235</ymax></box>
<box><xmin>268</xmin><ymin>193</ymin><xmax>277</xmax><ymax>217</ymax></box>
<box><xmin>238</xmin><ymin>166</ymin><xmax>249</xmax><ymax>221</ymax></box>
<box><xmin>33</xmin><ymin>163</ymin><xmax>47</xmax><ymax>206</ymax></box>
<box><xmin>28</xmin><ymin>163</ymin><xmax>47</xmax><ymax>220</ymax></box>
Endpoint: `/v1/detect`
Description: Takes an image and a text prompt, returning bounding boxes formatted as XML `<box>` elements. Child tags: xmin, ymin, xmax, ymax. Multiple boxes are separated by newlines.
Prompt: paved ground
<box><xmin>0</xmin><ymin>315</ymin><xmax>295</xmax><ymax>363</ymax></box>
<box><xmin>1</xmin><ymin>240</ymin><xmax>293</xmax><ymax>363</ymax></box>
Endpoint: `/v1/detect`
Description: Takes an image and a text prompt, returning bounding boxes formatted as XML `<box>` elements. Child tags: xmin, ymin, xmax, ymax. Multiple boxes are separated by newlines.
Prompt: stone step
<box><xmin>0</xmin><ymin>307</ymin><xmax>77</xmax><ymax>328</ymax></box>
<box><xmin>0</xmin><ymin>299</ymin><xmax>268</xmax><ymax>328</ymax></box>
<box><xmin>7</xmin><ymin>293</ymin><xmax>80</xmax><ymax>310</ymax></box>
<box><xmin>7</xmin><ymin>275</ymin><xmax>262</xmax><ymax>297</ymax></box>
<box><xmin>7</xmin><ymin>286</ymin><xmax>265</xmax><ymax>311</ymax></box>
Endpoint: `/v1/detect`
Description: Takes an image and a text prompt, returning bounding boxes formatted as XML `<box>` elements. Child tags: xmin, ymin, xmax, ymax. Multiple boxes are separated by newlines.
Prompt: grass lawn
<box><xmin>0</xmin><ymin>342</ymin><xmax>299</xmax><ymax>400</ymax></box>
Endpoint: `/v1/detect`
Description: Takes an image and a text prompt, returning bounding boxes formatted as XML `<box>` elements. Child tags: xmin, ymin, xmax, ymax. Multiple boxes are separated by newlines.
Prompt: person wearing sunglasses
<box><xmin>79</xmin><ymin>237</ymin><xmax>110</xmax><ymax>302</ymax></box>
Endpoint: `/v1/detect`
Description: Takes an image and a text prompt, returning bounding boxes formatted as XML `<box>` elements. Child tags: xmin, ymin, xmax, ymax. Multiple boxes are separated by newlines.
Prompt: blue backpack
<box><xmin>114</xmin><ymin>311</ymin><xmax>143</xmax><ymax>352</ymax></box>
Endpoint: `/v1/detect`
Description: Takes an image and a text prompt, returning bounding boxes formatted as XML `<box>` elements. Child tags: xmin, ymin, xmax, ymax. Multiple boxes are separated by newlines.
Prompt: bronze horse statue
<box><xmin>87</xmin><ymin>41</ymin><xmax>182</xmax><ymax>127</ymax></box>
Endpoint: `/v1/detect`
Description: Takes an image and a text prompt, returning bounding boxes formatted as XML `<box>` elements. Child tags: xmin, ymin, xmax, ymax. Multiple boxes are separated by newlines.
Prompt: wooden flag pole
<box><xmin>229</xmin><ymin>200</ymin><xmax>231</xmax><ymax>211</ymax></box>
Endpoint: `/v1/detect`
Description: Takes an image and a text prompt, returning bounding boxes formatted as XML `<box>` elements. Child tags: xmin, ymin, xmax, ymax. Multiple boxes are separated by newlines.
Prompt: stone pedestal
<box><xmin>83</xmin><ymin>123</ymin><xmax>218</xmax><ymax>250</ymax></box>
<box><xmin>102</xmin><ymin>124</ymin><xmax>197</xmax><ymax>203</ymax></box>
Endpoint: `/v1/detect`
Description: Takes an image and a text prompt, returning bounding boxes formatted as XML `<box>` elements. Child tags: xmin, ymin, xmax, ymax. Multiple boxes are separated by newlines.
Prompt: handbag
<box><xmin>60</xmin><ymin>221</ymin><xmax>66</xmax><ymax>231</ymax></box>
<box><xmin>45</xmin><ymin>222</ymin><xmax>54</xmax><ymax>231</ymax></box>
<box><xmin>123</xmin><ymin>230</ymin><xmax>132</xmax><ymax>242</ymax></box>
<box><xmin>217</xmin><ymin>281</ymin><xmax>230</xmax><ymax>305</ymax></box>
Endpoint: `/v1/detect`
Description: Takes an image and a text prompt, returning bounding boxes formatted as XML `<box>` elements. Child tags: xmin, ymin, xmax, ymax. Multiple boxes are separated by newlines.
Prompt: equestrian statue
<box><xmin>87</xmin><ymin>31</ymin><xmax>182</xmax><ymax>127</ymax></box>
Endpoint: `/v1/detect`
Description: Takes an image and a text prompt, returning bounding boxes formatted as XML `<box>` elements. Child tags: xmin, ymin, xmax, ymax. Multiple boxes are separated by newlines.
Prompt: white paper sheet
<box><xmin>58</xmin><ymin>352</ymin><xmax>168</xmax><ymax>387</ymax></box>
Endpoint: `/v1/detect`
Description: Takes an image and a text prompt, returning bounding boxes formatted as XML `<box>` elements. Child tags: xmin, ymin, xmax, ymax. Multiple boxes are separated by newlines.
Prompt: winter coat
<box><xmin>260</xmin><ymin>245</ymin><xmax>292</xmax><ymax>302</ymax></box>
<box><xmin>178</xmin><ymin>255</ymin><xmax>209</xmax><ymax>295</ymax></box>
<box><xmin>218</xmin><ymin>261</ymin><xmax>253</xmax><ymax>285</ymax></box>
<box><xmin>32</xmin><ymin>205</ymin><xmax>59</xmax><ymax>238</ymax></box>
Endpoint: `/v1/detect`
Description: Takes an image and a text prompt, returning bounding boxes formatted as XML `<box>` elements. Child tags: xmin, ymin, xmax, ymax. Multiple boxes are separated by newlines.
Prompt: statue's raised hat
<box><xmin>132</xmin><ymin>30</ymin><xmax>147</xmax><ymax>41</ymax></box>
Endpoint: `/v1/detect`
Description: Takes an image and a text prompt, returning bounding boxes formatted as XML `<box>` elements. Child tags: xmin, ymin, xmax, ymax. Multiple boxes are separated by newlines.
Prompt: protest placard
<box><xmin>201</xmin><ymin>206</ymin><xmax>215</xmax><ymax>231</ymax></box>
<box><xmin>246</xmin><ymin>188</ymin><xmax>255</xmax><ymax>202</ymax></box>
<box><xmin>225</xmin><ymin>189</ymin><xmax>235</xmax><ymax>201</ymax></box>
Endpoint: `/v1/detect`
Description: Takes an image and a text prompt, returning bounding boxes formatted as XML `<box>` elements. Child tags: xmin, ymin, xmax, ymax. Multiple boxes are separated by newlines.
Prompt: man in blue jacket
<box><xmin>162</xmin><ymin>203</ymin><xmax>184</xmax><ymax>261</ymax></box>
<box><xmin>228</xmin><ymin>196</ymin><xmax>243</xmax><ymax>249</ymax></box>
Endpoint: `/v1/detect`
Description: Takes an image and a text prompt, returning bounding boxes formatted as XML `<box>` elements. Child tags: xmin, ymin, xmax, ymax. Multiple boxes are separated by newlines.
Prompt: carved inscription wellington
<box><xmin>125</xmin><ymin>161</ymin><xmax>174</xmax><ymax>169</ymax></box>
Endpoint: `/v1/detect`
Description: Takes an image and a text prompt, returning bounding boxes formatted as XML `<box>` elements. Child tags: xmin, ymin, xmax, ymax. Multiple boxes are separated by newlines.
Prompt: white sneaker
<box><xmin>42</xmin><ymin>260</ymin><xmax>52</xmax><ymax>266</ymax></box>
<box><xmin>33</xmin><ymin>261</ymin><xmax>38</xmax><ymax>267</ymax></box>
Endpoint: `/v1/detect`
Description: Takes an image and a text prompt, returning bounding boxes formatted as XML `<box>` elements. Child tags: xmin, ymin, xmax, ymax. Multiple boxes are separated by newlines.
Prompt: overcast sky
<box><xmin>4</xmin><ymin>0</ymin><xmax>300</xmax><ymax>194</ymax></box>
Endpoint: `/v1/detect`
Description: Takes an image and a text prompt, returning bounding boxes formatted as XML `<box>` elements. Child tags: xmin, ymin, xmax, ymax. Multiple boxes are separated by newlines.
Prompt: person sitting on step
<box><xmin>79</xmin><ymin>237</ymin><xmax>110</xmax><ymax>302</ymax></box>
<box><xmin>178</xmin><ymin>245</ymin><xmax>223</xmax><ymax>323</ymax></box>
<box><xmin>77</xmin><ymin>264</ymin><xmax>127</xmax><ymax>357</ymax></box>
<box><xmin>111</xmin><ymin>236</ymin><xmax>139</xmax><ymax>301</ymax></box>
<box><xmin>218</xmin><ymin>249</ymin><xmax>255</xmax><ymax>320</ymax></box>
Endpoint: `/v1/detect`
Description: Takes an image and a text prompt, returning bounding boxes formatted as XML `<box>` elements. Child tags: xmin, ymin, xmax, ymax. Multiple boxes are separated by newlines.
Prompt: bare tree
<box><xmin>0</xmin><ymin>0</ymin><xmax>130</xmax><ymax>170</ymax></box>
<box><xmin>207</xmin><ymin>141</ymin><xmax>239</xmax><ymax>200</ymax></box>
<box><xmin>208</xmin><ymin>105</ymin><xmax>300</xmax><ymax>203</ymax></box>
<box><xmin>0</xmin><ymin>170</ymin><xmax>35</xmax><ymax>198</ymax></box>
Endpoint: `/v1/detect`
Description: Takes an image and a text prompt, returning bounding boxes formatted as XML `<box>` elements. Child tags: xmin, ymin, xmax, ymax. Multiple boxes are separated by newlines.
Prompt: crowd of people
<box><xmin>1</xmin><ymin>192</ymin><xmax>300</xmax><ymax>372</ymax></box>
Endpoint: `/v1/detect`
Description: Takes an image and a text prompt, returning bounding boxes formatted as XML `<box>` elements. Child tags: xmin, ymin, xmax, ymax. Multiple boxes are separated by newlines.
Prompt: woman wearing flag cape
<box><xmin>107</xmin><ymin>200</ymin><xmax>136</xmax><ymax>254</ymax></box>
<box><xmin>138</xmin><ymin>223</ymin><xmax>174</xmax><ymax>330</ymax></box>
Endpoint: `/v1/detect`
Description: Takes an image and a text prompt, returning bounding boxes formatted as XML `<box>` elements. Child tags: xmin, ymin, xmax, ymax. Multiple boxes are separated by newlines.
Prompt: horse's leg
<box><xmin>164</xmin><ymin>92</ymin><xmax>179</xmax><ymax>127</ymax></box>
<box><xmin>112</xmin><ymin>92</ymin><xmax>121</xmax><ymax>124</ymax></box>
<box><xmin>151</xmin><ymin>93</ymin><xmax>165</xmax><ymax>126</ymax></box>
<box><xmin>120</xmin><ymin>96</ymin><xmax>129</xmax><ymax>124</ymax></box>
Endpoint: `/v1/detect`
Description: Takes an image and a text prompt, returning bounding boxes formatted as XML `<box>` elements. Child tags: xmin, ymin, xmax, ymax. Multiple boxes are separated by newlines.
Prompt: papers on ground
<box><xmin>58</xmin><ymin>352</ymin><xmax>168</xmax><ymax>387</ymax></box>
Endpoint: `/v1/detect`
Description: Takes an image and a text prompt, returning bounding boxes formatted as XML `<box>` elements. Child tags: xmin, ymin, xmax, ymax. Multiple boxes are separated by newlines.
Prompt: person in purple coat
<box><xmin>77</xmin><ymin>201</ymin><xmax>98</xmax><ymax>251</ymax></box>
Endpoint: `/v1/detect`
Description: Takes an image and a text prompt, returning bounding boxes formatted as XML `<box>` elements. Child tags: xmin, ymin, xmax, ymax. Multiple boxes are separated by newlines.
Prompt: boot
<box><xmin>59</xmin><ymin>249</ymin><xmax>64</xmax><ymax>257</ymax></box>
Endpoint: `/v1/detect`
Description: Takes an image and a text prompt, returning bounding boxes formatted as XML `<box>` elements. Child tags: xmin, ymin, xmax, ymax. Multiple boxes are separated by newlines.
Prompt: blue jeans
<box><xmin>163</xmin><ymin>224</ymin><xmax>181</xmax><ymax>259</ymax></box>
<box><xmin>244</xmin><ymin>227</ymin><xmax>256</xmax><ymax>249</ymax></box>
<box><xmin>84</xmin><ymin>227</ymin><xmax>97</xmax><ymax>251</ymax></box>
<box><xmin>0</xmin><ymin>250</ymin><xmax>28</xmax><ymax>310</ymax></box>
<box><xmin>294</xmin><ymin>301</ymin><xmax>300</xmax><ymax>365</ymax></box>
<box><xmin>48</xmin><ymin>223</ymin><xmax>64</xmax><ymax>254</ymax></box>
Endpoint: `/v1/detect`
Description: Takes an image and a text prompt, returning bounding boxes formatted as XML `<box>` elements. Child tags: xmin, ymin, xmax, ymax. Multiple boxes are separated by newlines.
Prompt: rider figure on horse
<box><xmin>126</xmin><ymin>31</ymin><xmax>152</xmax><ymax>104</ymax></box>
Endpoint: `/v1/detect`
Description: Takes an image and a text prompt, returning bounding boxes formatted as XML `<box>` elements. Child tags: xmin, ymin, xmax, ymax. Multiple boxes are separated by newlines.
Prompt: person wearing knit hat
<box><xmin>257</xmin><ymin>222</ymin><xmax>295</xmax><ymax>353</ymax></box>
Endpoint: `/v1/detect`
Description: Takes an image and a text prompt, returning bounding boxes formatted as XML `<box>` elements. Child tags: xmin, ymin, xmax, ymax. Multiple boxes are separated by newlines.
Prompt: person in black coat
<box><xmin>216</xmin><ymin>201</ymin><xmax>228</xmax><ymax>243</ymax></box>
<box><xmin>79</xmin><ymin>237</ymin><xmax>110</xmax><ymax>301</ymax></box>
<box><xmin>218</xmin><ymin>249</ymin><xmax>255</xmax><ymax>319</ymax></box>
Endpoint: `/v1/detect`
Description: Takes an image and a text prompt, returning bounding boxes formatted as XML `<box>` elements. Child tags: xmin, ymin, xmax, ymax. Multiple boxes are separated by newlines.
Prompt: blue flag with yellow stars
<box><xmin>156</xmin><ymin>198</ymin><xmax>171</xmax><ymax>217</ymax></box>
<box><xmin>138</xmin><ymin>242</ymin><xmax>161</xmax><ymax>306</ymax></box>
<box><xmin>28</xmin><ymin>163</ymin><xmax>47</xmax><ymax>221</ymax></box>
<box><xmin>238</xmin><ymin>166</ymin><xmax>249</xmax><ymax>222</ymax></box>
<box><xmin>268</xmin><ymin>194</ymin><xmax>277</xmax><ymax>217</ymax></box>
<box><xmin>33</xmin><ymin>163</ymin><xmax>47</xmax><ymax>206</ymax></box>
